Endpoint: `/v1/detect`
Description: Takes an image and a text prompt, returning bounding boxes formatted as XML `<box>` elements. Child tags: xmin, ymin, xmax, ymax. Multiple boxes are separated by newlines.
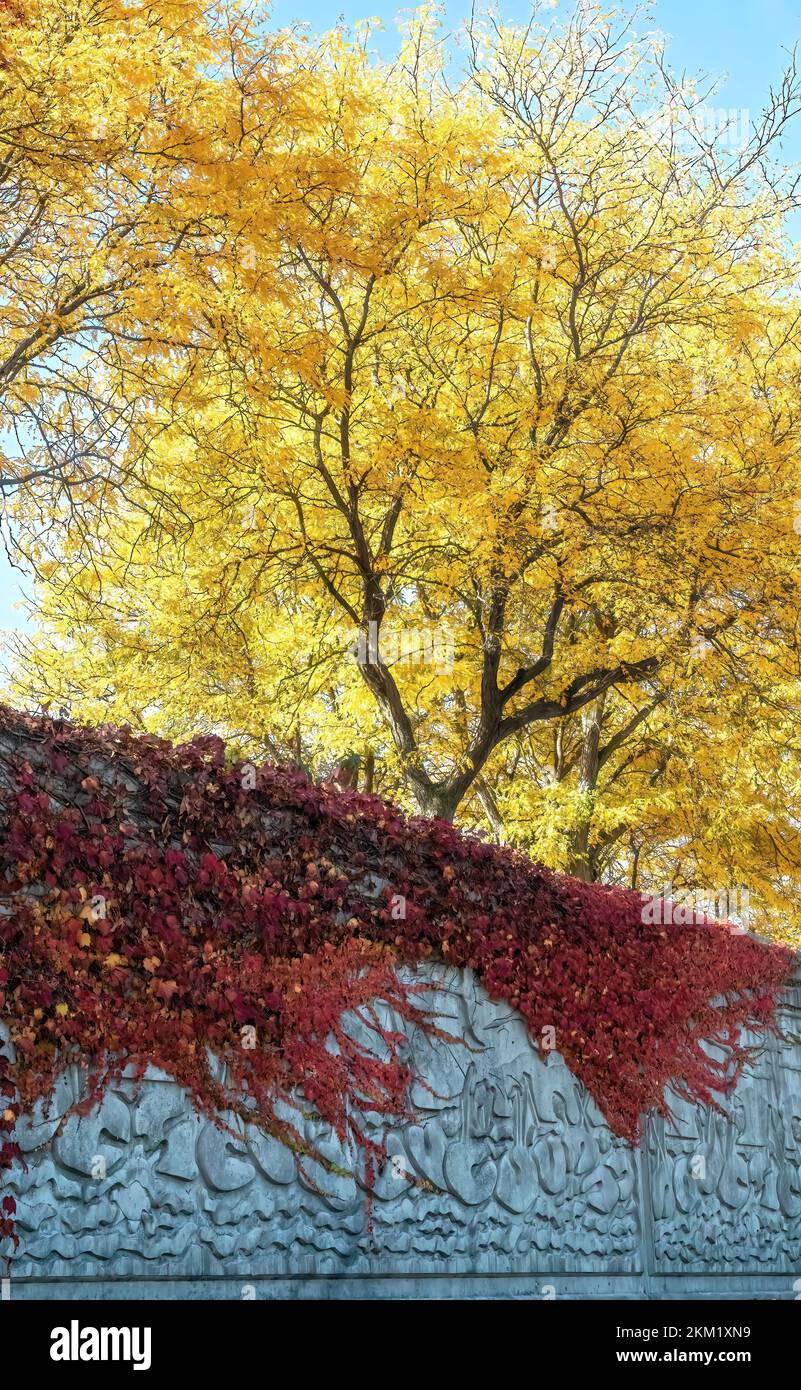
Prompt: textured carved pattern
<box><xmin>648</xmin><ymin>987</ymin><xmax>801</xmax><ymax>1273</ymax></box>
<box><xmin>5</xmin><ymin>967</ymin><xmax>801</xmax><ymax>1295</ymax></box>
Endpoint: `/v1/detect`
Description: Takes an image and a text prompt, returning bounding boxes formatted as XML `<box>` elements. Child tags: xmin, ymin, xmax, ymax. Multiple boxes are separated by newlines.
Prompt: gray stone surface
<box><xmin>3</xmin><ymin>965</ymin><xmax>801</xmax><ymax>1299</ymax></box>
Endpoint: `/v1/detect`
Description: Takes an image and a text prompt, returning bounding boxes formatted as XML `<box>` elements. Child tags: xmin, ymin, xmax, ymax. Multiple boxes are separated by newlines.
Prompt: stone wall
<box><xmin>5</xmin><ymin>965</ymin><xmax>801</xmax><ymax>1299</ymax></box>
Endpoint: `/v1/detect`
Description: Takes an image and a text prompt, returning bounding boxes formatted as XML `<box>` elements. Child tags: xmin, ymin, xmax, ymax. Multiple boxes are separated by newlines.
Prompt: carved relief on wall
<box><xmin>4</xmin><ymin>967</ymin><xmax>800</xmax><ymax>1286</ymax></box>
<box><xmin>647</xmin><ymin>985</ymin><xmax>801</xmax><ymax>1273</ymax></box>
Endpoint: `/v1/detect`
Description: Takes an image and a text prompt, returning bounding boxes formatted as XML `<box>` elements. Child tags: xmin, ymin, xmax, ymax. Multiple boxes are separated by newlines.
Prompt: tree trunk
<box><xmin>474</xmin><ymin>776</ymin><xmax>504</xmax><ymax>842</ymax></box>
<box><xmin>410</xmin><ymin>781</ymin><xmax>462</xmax><ymax>823</ymax></box>
<box><xmin>567</xmin><ymin>693</ymin><xmax>606</xmax><ymax>882</ymax></box>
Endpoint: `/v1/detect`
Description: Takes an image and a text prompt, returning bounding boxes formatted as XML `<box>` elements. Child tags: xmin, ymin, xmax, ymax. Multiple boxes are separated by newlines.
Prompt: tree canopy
<box><xmin>5</xmin><ymin>1</ymin><xmax>801</xmax><ymax>946</ymax></box>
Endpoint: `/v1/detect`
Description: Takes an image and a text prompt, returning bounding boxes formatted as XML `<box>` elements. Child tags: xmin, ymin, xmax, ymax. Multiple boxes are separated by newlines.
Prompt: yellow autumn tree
<box><xmin>7</xmin><ymin>3</ymin><xmax>801</xmax><ymax>946</ymax></box>
<box><xmin>0</xmin><ymin>0</ymin><xmax>304</xmax><ymax>508</ymax></box>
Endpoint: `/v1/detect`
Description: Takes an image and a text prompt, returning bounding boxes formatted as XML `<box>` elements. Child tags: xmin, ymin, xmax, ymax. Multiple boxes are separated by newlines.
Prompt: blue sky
<box><xmin>269</xmin><ymin>0</ymin><xmax>801</xmax><ymax>108</ymax></box>
<box><xmin>268</xmin><ymin>0</ymin><xmax>801</xmax><ymax>162</ymax></box>
<box><xmin>2</xmin><ymin>0</ymin><xmax>801</xmax><ymax>634</ymax></box>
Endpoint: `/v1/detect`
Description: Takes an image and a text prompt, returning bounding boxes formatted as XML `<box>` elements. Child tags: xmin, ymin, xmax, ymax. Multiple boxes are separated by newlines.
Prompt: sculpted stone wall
<box><xmin>4</xmin><ymin>965</ymin><xmax>801</xmax><ymax>1300</ymax></box>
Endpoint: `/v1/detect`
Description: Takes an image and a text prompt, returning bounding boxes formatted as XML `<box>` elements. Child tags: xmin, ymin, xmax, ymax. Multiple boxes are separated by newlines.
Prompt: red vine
<box><xmin>0</xmin><ymin>706</ymin><xmax>796</xmax><ymax>1251</ymax></box>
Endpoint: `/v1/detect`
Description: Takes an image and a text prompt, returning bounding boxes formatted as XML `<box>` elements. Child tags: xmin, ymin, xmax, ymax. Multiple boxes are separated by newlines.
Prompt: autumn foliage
<box><xmin>6</xmin><ymin>2</ymin><xmax>801</xmax><ymax>951</ymax></box>
<box><xmin>0</xmin><ymin>706</ymin><xmax>795</xmax><ymax>1247</ymax></box>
